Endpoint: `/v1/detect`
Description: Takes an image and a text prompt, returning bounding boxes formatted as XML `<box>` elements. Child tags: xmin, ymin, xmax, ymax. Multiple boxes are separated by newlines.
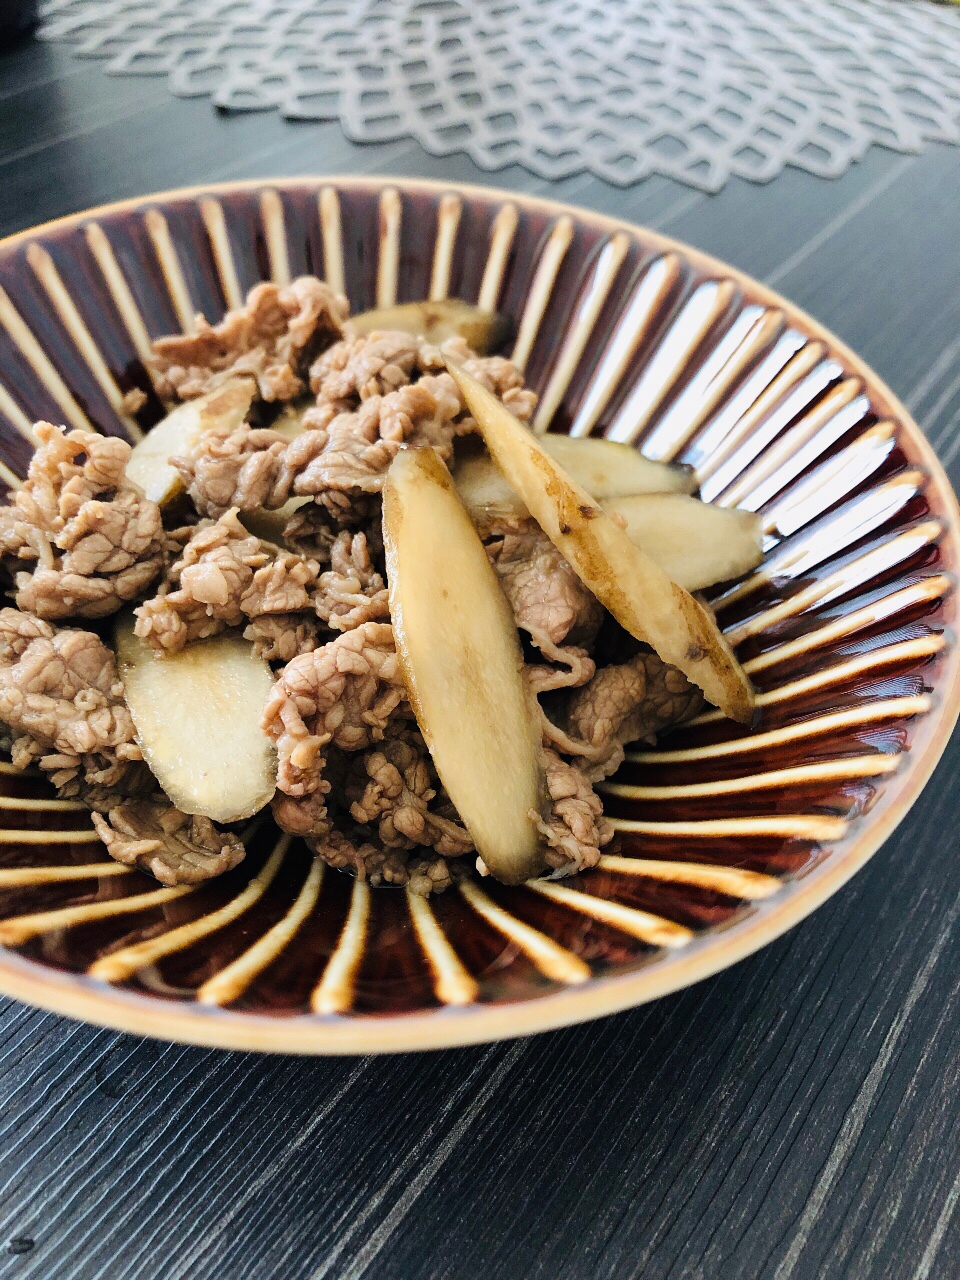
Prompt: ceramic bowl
<box><xmin>0</xmin><ymin>178</ymin><xmax>955</xmax><ymax>1053</ymax></box>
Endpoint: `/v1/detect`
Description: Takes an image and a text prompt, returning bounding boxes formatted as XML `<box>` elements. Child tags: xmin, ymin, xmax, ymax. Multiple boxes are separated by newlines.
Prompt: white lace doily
<box><xmin>39</xmin><ymin>0</ymin><xmax>960</xmax><ymax>192</ymax></box>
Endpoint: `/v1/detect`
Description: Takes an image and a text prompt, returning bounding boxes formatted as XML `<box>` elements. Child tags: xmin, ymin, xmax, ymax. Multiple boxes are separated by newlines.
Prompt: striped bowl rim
<box><xmin>0</xmin><ymin>175</ymin><xmax>956</xmax><ymax>1054</ymax></box>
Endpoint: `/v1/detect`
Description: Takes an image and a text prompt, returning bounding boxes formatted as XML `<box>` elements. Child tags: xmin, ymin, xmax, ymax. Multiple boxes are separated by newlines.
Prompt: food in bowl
<box><xmin>0</xmin><ymin>279</ymin><xmax>762</xmax><ymax>895</ymax></box>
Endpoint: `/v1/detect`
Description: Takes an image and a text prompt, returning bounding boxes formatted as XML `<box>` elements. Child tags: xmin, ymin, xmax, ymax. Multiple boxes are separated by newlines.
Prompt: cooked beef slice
<box><xmin>244</xmin><ymin>613</ymin><xmax>324</xmax><ymax>663</ymax></box>
<box><xmin>261</xmin><ymin>621</ymin><xmax>407</xmax><ymax>797</ymax></box>
<box><xmin>0</xmin><ymin>608</ymin><xmax>244</xmax><ymax>885</ymax></box>
<box><xmin>0</xmin><ymin>607</ymin><xmax>141</xmax><ymax>792</ymax></box>
<box><xmin>314</xmin><ymin>530</ymin><xmax>389</xmax><ymax>632</ymax></box>
<box><xmin>531</xmin><ymin>748</ymin><xmax>614</xmax><ymax>873</ymax></box>
<box><xmin>149</xmin><ymin>277</ymin><xmax>347</xmax><ymax>402</ymax></box>
<box><xmin>174</xmin><ymin>328</ymin><xmax>536</xmax><ymax>526</ymax></box>
<box><xmin>344</xmin><ymin>726</ymin><xmax>473</xmax><ymax>858</ymax></box>
<box><xmin>543</xmin><ymin>650</ymin><xmax>705</xmax><ymax>781</ymax></box>
<box><xmin>309</xmin><ymin>331</ymin><xmax>536</xmax><ymax>423</ymax></box>
<box><xmin>307</xmin><ymin>825</ymin><xmax>463</xmax><ymax>895</ymax></box>
<box><xmin>135</xmin><ymin>509</ymin><xmax>322</xmax><ymax>653</ymax></box>
<box><xmin>174</xmin><ymin>378</ymin><xmax>462</xmax><ymax>521</ymax></box>
<box><xmin>92</xmin><ymin>803</ymin><xmax>245</xmax><ymax>885</ymax></box>
<box><xmin>0</xmin><ymin>423</ymin><xmax>164</xmax><ymax>619</ymax></box>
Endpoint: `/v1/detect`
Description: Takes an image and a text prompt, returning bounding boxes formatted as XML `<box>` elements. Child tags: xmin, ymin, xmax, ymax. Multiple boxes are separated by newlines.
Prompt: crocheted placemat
<box><xmin>38</xmin><ymin>0</ymin><xmax>960</xmax><ymax>191</ymax></box>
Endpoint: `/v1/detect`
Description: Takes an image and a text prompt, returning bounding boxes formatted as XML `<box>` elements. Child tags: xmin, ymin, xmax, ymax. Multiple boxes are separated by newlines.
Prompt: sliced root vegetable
<box><xmin>239</xmin><ymin>399</ymin><xmax>313</xmax><ymax>540</ymax></box>
<box><xmin>383</xmin><ymin>446</ymin><xmax>545</xmax><ymax>883</ymax></box>
<box><xmin>447</xmin><ymin>363</ymin><xmax>755</xmax><ymax>724</ymax></box>
<box><xmin>115</xmin><ymin>616</ymin><xmax>277</xmax><ymax>823</ymax></box>
<box><xmin>454</xmin><ymin>447</ymin><xmax>758</xmax><ymax>589</ymax></box>
<box><xmin>454</xmin><ymin>435</ymin><xmax>693</xmax><ymax>527</ymax></box>
<box><xmin>346</xmin><ymin>299</ymin><xmax>508</xmax><ymax>354</ymax></box>
<box><xmin>239</xmin><ymin>497</ymin><xmax>309</xmax><ymax>545</ymax></box>
<box><xmin>453</xmin><ymin>448</ymin><xmax>528</xmax><ymax>525</ymax></box>
<box><xmin>126</xmin><ymin>378</ymin><xmax>255</xmax><ymax>506</ymax></box>
<box><xmin>269</xmin><ymin>398</ymin><xmax>313</xmax><ymax>439</ymax></box>
<box><xmin>604</xmin><ymin>493</ymin><xmax>763</xmax><ymax>591</ymax></box>
<box><xmin>541</xmin><ymin>435</ymin><xmax>695</xmax><ymax>498</ymax></box>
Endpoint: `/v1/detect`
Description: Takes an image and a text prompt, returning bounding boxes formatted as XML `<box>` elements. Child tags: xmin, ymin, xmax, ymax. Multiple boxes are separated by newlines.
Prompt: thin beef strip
<box><xmin>135</xmin><ymin>509</ymin><xmax>322</xmax><ymax>654</ymax></box>
<box><xmin>149</xmin><ymin>277</ymin><xmax>347</xmax><ymax>402</ymax></box>
<box><xmin>308</xmin><ymin>825</ymin><xmax>463</xmax><ymax>896</ymax></box>
<box><xmin>174</xmin><ymin>329</ymin><xmax>536</xmax><ymax>526</ymax></box>
<box><xmin>314</xmin><ymin>530</ymin><xmax>389</xmax><ymax>632</ymax></box>
<box><xmin>261</xmin><ymin>620</ymin><xmax>406</xmax><ymax>803</ymax></box>
<box><xmin>345</xmin><ymin>726</ymin><xmax>473</xmax><ymax>860</ymax></box>
<box><xmin>486</xmin><ymin>518</ymin><xmax>601</xmax><ymax>691</ymax></box>
<box><xmin>283</xmin><ymin>495</ymin><xmax>380</xmax><ymax>545</ymax></box>
<box><xmin>0</xmin><ymin>607</ymin><xmax>141</xmax><ymax>795</ymax></box>
<box><xmin>92</xmin><ymin>804</ymin><xmax>245</xmax><ymax>886</ymax></box>
<box><xmin>530</xmin><ymin>749</ymin><xmax>614</xmax><ymax>874</ymax></box>
<box><xmin>0</xmin><ymin>423</ymin><xmax>164</xmax><ymax>620</ymax></box>
<box><xmin>244</xmin><ymin>613</ymin><xmax>324</xmax><ymax>664</ymax></box>
<box><xmin>172</xmin><ymin>423</ymin><xmax>298</xmax><ymax>518</ymax></box>
<box><xmin>174</xmin><ymin>377</ymin><xmax>463</xmax><ymax>524</ymax></box>
<box><xmin>546</xmin><ymin>650</ymin><xmax>704</xmax><ymax>781</ymax></box>
<box><xmin>297</xmin><ymin>377</ymin><xmax>463</xmax><ymax>504</ymax></box>
<box><xmin>0</xmin><ymin>608</ymin><xmax>243</xmax><ymax>884</ymax></box>
<box><xmin>309</xmin><ymin>329</ymin><xmax>432</xmax><ymax>402</ymax></box>
<box><xmin>308</xmin><ymin>331</ymin><xmax>537</xmax><ymax>425</ymax></box>
<box><xmin>261</xmin><ymin>619</ymin><xmax>475</xmax><ymax>893</ymax></box>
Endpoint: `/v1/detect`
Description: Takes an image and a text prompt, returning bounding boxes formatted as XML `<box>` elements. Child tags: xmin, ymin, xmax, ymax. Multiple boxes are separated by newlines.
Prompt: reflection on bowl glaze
<box><xmin>0</xmin><ymin>177</ymin><xmax>955</xmax><ymax>1054</ymax></box>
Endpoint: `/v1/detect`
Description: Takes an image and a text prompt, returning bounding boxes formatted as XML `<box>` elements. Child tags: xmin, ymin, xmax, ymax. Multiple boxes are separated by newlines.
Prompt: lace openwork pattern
<box><xmin>39</xmin><ymin>0</ymin><xmax>960</xmax><ymax>192</ymax></box>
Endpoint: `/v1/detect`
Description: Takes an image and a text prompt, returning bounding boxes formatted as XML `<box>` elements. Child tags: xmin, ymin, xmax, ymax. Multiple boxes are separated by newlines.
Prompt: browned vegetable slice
<box><xmin>383</xmin><ymin>447</ymin><xmax>545</xmax><ymax>883</ymax></box>
<box><xmin>269</xmin><ymin>398</ymin><xmax>313</xmax><ymax>439</ymax></box>
<box><xmin>126</xmin><ymin>378</ymin><xmax>255</xmax><ymax>506</ymax></box>
<box><xmin>447</xmin><ymin>363</ymin><xmax>755</xmax><ymax>723</ymax></box>
<box><xmin>239</xmin><ymin>497</ymin><xmax>309</xmax><ymax>545</ymax></box>
<box><xmin>454</xmin><ymin>436</ymin><xmax>694</xmax><ymax>527</ymax></box>
<box><xmin>452</xmin><ymin>448</ymin><xmax>528</xmax><ymax>525</ymax></box>
<box><xmin>541</xmin><ymin>435</ymin><xmax>695</xmax><ymax>497</ymax></box>
<box><xmin>347</xmin><ymin>299</ymin><xmax>508</xmax><ymax>354</ymax></box>
<box><xmin>604</xmin><ymin>493</ymin><xmax>763</xmax><ymax>591</ymax></box>
<box><xmin>115</xmin><ymin>616</ymin><xmax>277</xmax><ymax>823</ymax></box>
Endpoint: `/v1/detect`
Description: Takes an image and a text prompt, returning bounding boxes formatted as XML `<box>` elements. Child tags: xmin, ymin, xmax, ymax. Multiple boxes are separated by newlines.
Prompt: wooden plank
<box><xmin>0</xmin><ymin>34</ymin><xmax>957</xmax><ymax>1280</ymax></box>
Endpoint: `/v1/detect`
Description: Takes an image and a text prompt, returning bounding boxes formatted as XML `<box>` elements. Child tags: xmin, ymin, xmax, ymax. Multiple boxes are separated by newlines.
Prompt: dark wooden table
<box><xmin>0</xmin><ymin>33</ymin><xmax>958</xmax><ymax>1280</ymax></box>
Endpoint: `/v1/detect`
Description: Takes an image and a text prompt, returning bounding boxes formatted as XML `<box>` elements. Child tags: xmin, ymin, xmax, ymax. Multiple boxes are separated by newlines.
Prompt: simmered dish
<box><xmin>0</xmin><ymin>278</ymin><xmax>761</xmax><ymax>894</ymax></box>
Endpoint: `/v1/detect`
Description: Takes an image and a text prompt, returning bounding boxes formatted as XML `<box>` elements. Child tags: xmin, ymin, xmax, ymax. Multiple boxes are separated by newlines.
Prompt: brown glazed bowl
<box><xmin>0</xmin><ymin>178</ymin><xmax>956</xmax><ymax>1054</ymax></box>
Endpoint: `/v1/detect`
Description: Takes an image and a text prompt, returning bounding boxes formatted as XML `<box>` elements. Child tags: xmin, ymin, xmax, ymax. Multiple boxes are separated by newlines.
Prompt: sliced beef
<box><xmin>487</xmin><ymin>517</ymin><xmax>601</xmax><ymax>700</ymax></box>
<box><xmin>149</xmin><ymin>277</ymin><xmax>347</xmax><ymax>402</ymax></box>
<box><xmin>134</xmin><ymin>509</ymin><xmax>322</xmax><ymax>653</ymax></box>
<box><xmin>309</xmin><ymin>330</ymin><xmax>537</xmax><ymax>425</ymax></box>
<box><xmin>525</xmin><ymin>649</ymin><xmax>596</xmax><ymax>695</ymax></box>
<box><xmin>0</xmin><ymin>423</ymin><xmax>164</xmax><ymax>620</ymax></box>
<box><xmin>296</xmin><ymin>376</ymin><xmax>463</xmax><ymax>496</ymax></box>
<box><xmin>172</xmin><ymin>423</ymin><xmax>298</xmax><ymax>517</ymax></box>
<box><xmin>309</xmin><ymin>329</ymin><xmax>431</xmax><ymax>403</ymax></box>
<box><xmin>172</xmin><ymin>379</ymin><xmax>461</xmax><ymax>524</ymax></box>
<box><xmin>455</xmin><ymin>342</ymin><xmax>538</xmax><ymax>424</ymax></box>
<box><xmin>0</xmin><ymin>608</ymin><xmax>242</xmax><ymax>885</ymax></box>
<box><xmin>486</xmin><ymin>519</ymin><xmax>603</xmax><ymax>653</ymax></box>
<box><xmin>314</xmin><ymin>530</ymin><xmax>389</xmax><ymax>632</ymax></box>
<box><xmin>261</xmin><ymin>621</ymin><xmax>406</xmax><ymax>798</ymax></box>
<box><xmin>91</xmin><ymin>803</ymin><xmax>245</xmax><ymax>885</ymax></box>
<box><xmin>344</xmin><ymin>727</ymin><xmax>473</xmax><ymax>859</ymax></box>
<box><xmin>175</xmin><ymin>328</ymin><xmax>536</xmax><ymax>528</ymax></box>
<box><xmin>271</xmin><ymin>786</ymin><xmax>333</xmax><ymax>839</ymax></box>
<box><xmin>0</xmin><ymin>607</ymin><xmax>141</xmax><ymax>795</ymax></box>
<box><xmin>307</xmin><ymin>825</ymin><xmax>462</xmax><ymax>895</ymax></box>
<box><xmin>547</xmin><ymin>650</ymin><xmax>704</xmax><ymax>781</ymax></box>
<box><xmin>531</xmin><ymin>749</ymin><xmax>614</xmax><ymax>873</ymax></box>
<box><xmin>244</xmin><ymin>613</ymin><xmax>324</xmax><ymax>663</ymax></box>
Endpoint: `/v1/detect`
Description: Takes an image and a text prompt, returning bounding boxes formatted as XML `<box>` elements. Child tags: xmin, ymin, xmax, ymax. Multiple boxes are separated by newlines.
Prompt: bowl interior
<box><xmin>0</xmin><ymin>178</ymin><xmax>955</xmax><ymax>1053</ymax></box>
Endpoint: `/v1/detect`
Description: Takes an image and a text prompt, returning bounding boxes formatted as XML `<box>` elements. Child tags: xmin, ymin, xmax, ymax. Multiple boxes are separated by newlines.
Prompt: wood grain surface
<box><xmin>0</xmin><ymin>35</ymin><xmax>958</xmax><ymax>1280</ymax></box>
